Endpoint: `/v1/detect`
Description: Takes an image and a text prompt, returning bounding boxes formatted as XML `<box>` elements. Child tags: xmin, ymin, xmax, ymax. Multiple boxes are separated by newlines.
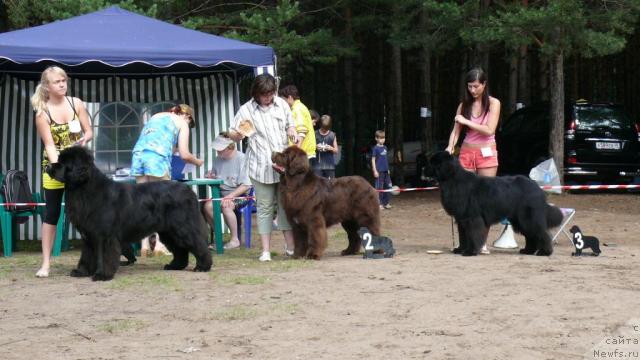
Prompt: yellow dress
<box><xmin>42</xmin><ymin>107</ymin><xmax>78</xmax><ymax>190</ymax></box>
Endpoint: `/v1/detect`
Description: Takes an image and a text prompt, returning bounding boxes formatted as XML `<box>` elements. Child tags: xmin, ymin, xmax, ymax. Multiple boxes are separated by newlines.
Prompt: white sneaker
<box><xmin>259</xmin><ymin>251</ymin><xmax>272</xmax><ymax>262</ymax></box>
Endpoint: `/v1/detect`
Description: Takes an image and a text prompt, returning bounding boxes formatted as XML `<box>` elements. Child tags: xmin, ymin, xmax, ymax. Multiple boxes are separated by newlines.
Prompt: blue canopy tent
<box><xmin>0</xmin><ymin>5</ymin><xmax>274</xmax><ymax>72</ymax></box>
<box><xmin>0</xmin><ymin>6</ymin><xmax>274</xmax><ymax>240</ymax></box>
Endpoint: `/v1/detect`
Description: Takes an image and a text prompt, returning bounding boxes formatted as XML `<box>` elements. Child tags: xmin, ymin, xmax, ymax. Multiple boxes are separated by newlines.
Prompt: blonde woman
<box><xmin>32</xmin><ymin>66</ymin><xmax>93</xmax><ymax>278</ymax></box>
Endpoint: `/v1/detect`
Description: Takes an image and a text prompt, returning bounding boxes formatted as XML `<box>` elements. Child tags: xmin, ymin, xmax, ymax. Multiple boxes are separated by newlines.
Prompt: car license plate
<box><xmin>595</xmin><ymin>142</ymin><xmax>621</xmax><ymax>150</ymax></box>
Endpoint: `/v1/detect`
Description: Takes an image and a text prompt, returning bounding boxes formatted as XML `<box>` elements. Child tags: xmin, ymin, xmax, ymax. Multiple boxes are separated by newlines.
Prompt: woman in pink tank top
<box><xmin>445</xmin><ymin>68</ymin><xmax>503</xmax><ymax>254</ymax></box>
<box><xmin>445</xmin><ymin>68</ymin><xmax>501</xmax><ymax>176</ymax></box>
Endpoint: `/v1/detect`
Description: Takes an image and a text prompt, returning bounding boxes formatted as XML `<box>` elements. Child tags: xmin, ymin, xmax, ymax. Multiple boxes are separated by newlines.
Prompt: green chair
<box><xmin>0</xmin><ymin>173</ymin><xmax>68</xmax><ymax>257</ymax></box>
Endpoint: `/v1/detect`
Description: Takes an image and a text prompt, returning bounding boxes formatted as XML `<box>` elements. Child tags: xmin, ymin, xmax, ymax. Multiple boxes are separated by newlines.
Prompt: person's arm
<box><xmin>283</xmin><ymin>102</ymin><xmax>297</xmax><ymax>142</ymax></box>
<box><xmin>73</xmin><ymin>97</ymin><xmax>93</xmax><ymax>146</ymax></box>
<box><xmin>35</xmin><ymin>112</ymin><xmax>58</xmax><ymax>164</ymax></box>
<box><xmin>225</xmin><ymin>184</ymin><xmax>250</xmax><ymax>199</ymax></box>
<box><xmin>227</xmin><ymin>129</ymin><xmax>244</xmax><ymax>142</ymax></box>
<box><xmin>371</xmin><ymin>147</ymin><xmax>379</xmax><ymax>178</ymax></box>
<box><xmin>220</xmin><ymin>184</ymin><xmax>251</xmax><ymax>209</ymax></box>
<box><xmin>446</xmin><ymin>103</ymin><xmax>464</xmax><ymax>154</ymax></box>
<box><xmin>330</xmin><ymin>134</ymin><xmax>339</xmax><ymax>154</ymax></box>
<box><xmin>228</xmin><ymin>106</ymin><xmax>246</xmax><ymax>141</ymax></box>
<box><xmin>294</xmin><ymin>108</ymin><xmax>313</xmax><ymax>146</ymax></box>
<box><xmin>454</xmin><ymin>97</ymin><xmax>501</xmax><ymax>136</ymax></box>
<box><xmin>176</xmin><ymin>120</ymin><xmax>204</xmax><ymax>166</ymax></box>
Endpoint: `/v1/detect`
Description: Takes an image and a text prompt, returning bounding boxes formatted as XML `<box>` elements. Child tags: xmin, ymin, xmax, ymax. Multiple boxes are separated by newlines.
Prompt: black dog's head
<box><xmin>271</xmin><ymin>146</ymin><xmax>310</xmax><ymax>177</ymax></box>
<box><xmin>569</xmin><ymin>225</ymin><xmax>581</xmax><ymax>234</ymax></box>
<box><xmin>428</xmin><ymin>151</ymin><xmax>458</xmax><ymax>181</ymax></box>
<box><xmin>46</xmin><ymin>146</ymin><xmax>95</xmax><ymax>185</ymax></box>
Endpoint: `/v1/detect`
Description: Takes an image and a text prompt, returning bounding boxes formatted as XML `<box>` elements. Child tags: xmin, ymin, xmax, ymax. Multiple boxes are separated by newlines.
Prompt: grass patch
<box><xmin>265</xmin><ymin>259</ymin><xmax>313</xmax><ymax>272</ymax></box>
<box><xmin>274</xmin><ymin>303</ymin><xmax>299</xmax><ymax>316</ymax></box>
<box><xmin>329</xmin><ymin>229</ymin><xmax>348</xmax><ymax>242</ymax></box>
<box><xmin>213</xmin><ymin>248</ymin><xmax>315</xmax><ymax>273</ymax></box>
<box><xmin>0</xmin><ymin>252</ymin><xmax>79</xmax><ymax>280</ymax></box>
<box><xmin>96</xmin><ymin>319</ymin><xmax>146</xmax><ymax>334</ymax></box>
<box><xmin>211</xmin><ymin>305</ymin><xmax>257</xmax><ymax>321</ymax></box>
<box><xmin>107</xmin><ymin>272</ymin><xmax>181</xmax><ymax>291</ymax></box>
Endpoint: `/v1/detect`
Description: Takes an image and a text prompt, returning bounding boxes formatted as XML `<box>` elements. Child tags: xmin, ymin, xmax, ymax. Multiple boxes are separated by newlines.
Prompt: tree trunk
<box><xmin>539</xmin><ymin>57</ymin><xmax>550</xmax><ymax>101</ymax></box>
<box><xmin>391</xmin><ymin>44</ymin><xmax>404</xmax><ymax>185</ymax></box>
<box><xmin>508</xmin><ymin>51</ymin><xmax>518</xmax><ymax>115</ymax></box>
<box><xmin>343</xmin><ymin>6</ymin><xmax>355</xmax><ymax>175</ymax></box>
<box><xmin>433</xmin><ymin>57</ymin><xmax>442</xmax><ymax>142</ymax></box>
<box><xmin>517</xmin><ymin>0</ymin><xmax>530</xmax><ymax>106</ymax></box>
<box><xmin>459</xmin><ymin>52</ymin><xmax>469</xmax><ymax>100</ymax></box>
<box><xmin>570</xmin><ymin>56</ymin><xmax>579</xmax><ymax>102</ymax></box>
<box><xmin>0</xmin><ymin>1</ymin><xmax>8</xmax><ymax>32</ymax></box>
<box><xmin>518</xmin><ymin>45</ymin><xmax>530</xmax><ymax>105</ymax></box>
<box><xmin>355</xmin><ymin>52</ymin><xmax>365</xmax><ymax>175</ymax></box>
<box><xmin>422</xmin><ymin>46</ymin><xmax>433</xmax><ymax>152</ymax></box>
<box><xmin>549</xmin><ymin>52</ymin><xmax>565</xmax><ymax>181</ymax></box>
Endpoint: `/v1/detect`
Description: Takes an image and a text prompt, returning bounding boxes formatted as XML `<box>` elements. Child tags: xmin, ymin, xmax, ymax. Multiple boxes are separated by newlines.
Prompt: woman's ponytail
<box><xmin>30</xmin><ymin>83</ymin><xmax>48</xmax><ymax>114</ymax></box>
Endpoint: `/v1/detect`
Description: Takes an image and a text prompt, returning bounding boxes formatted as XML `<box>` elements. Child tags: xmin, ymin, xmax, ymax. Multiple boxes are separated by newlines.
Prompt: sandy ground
<box><xmin>1</xmin><ymin>191</ymin><xmax>639</xmax><ymax>360</ymax></box>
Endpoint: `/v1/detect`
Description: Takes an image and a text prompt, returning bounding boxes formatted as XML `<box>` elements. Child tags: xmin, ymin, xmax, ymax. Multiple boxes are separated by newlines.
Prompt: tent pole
<box><xmin>233</xmin><ymin>69</ymin><xmax>240</xmax><ymax>112</ymax></box>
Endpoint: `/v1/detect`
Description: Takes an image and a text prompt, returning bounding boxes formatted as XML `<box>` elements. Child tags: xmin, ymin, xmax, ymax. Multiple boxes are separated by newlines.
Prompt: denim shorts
<box><xmin>131</xmin><ymin>150</ymin><xmax>171</xmax><ymax>178</ymax></box>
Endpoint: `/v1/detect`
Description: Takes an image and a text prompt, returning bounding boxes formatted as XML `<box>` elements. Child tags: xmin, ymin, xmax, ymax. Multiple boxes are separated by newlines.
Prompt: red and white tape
<box><xmin>2</xmin><ymin>184</ymin><xmax>637</xmax><ymax>207</ymax></box>
<box><xmin>377</xmin><ymin>186</ymin><xmax>439</xmax><ymax>193</ymax></box>
<box><xmin>376</xmin><ymin>184</ymin><xmax>640</xmax><ymax>193</ymax></box>
<box><xmin>0</xmin><ymin>195</ymin><xmax>256</xmax><ymax>207</ymax></box>
<box><xmin>540</xmin><ymin>184</ymin><xmax>640</xmax><ymax>191</ymax></box>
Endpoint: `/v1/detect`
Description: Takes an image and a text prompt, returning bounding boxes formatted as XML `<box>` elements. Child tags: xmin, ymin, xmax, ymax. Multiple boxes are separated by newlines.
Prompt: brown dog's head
<box><xmin>46</xmin><ymin>146</ymin><xmax>95</xmax><ymax>186</ymax></box>
<box><xmin>271</xmin><ymin>146</ymin><xmax>310</xmax><ymax>177</ymax></box>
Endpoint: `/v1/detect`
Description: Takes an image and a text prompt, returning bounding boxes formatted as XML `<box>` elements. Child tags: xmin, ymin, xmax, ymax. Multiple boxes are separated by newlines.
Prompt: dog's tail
<box><xmin>546</xmin><ymin>204</ymin><xmax>563</xmax><ymax>228</ymax></box>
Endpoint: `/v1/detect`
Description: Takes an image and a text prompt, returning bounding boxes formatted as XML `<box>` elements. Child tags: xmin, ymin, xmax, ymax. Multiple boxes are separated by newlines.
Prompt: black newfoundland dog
<box><xmin>47</xmin><ymin>147</ymin><xmax>212</xmax><ymax>281</ymax></box>
<box><xmin>271</xmin><ymin>146</ymin><xmax>381</xmax><ymax>259</ymax></box>
<box><xmin>429</xmin><ymin>151</ymin><xmax>563</xmax><ymax>256</ymax></box>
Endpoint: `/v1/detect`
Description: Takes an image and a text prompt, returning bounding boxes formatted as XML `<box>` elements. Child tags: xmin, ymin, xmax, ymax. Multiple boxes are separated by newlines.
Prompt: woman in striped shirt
<box><xmin>228</xmin><ymin>74</ymin><xmax>298</xmax><ymax>262</ymax></box>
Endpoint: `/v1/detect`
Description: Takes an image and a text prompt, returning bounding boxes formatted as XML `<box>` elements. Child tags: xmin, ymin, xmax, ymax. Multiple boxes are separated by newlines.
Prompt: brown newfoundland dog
<box><xmin>272</xmin><ymin>146</ymin><xmax>381</xmax><ymax>259</ymax></box>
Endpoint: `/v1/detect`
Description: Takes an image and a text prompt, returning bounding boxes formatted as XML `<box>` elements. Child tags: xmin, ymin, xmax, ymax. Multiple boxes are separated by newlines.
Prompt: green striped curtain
<box><xmin>0</xmin><ymin>73</ymin><xmax>235</xmax><ymax>240</ymax></box>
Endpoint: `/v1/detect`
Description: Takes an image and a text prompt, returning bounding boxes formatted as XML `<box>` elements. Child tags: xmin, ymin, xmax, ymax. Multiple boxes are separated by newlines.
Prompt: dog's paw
<box><xmin>306</xmin><ymin>254</ymin><xmax>321</xmax><ymax>260</ymax></box>
<box><xmin>163</xmin><ymin>263</ymin><xmax>187</xmax><ymax>271</ymax></box>
<box><xmin>70</xmin><ymin>268</ymin><xmax>90</xmax><ymax>277</ymax></box>
<box><xmin>193</xmin><ymin>265</ymin><xmax>211</xmax><ymax>272</ymax></box>
<box><xmin>91</xmin><ymin>273</ymin><xmax>114</xmax><ymax>281</ymax></box>
<box><xmin>535</xmin><ymin>249</ymin><xmax>552</xmax><ymax>256</ymax></box>
<box><xmin>461</xmin><ymin>251</ymin><xmax>478</xmax><ymax>257</ymax></box>
<box><xmin>519</xmin><ymin>248</ymin><xmax>537</xmax><ymax>255</ymax></box>
<box><xmin>340</xmin><ymin>249</ymin><xmax>357</xmax><ymax>256</ymax></box>
<box><xmin>452</xmin><ymin>247</ymin><xmax>463</xmax><ymax>254</ymax></box>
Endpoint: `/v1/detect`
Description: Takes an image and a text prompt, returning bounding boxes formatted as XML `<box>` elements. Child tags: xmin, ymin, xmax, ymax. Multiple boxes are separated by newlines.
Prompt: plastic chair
<box><xmin>234</xmin><ymin>187</ymin><xmax>255</xmax><ymax>248</ymax></box>
<box><xmin>0</xmin><ymin>189</ymin><xmax>44</xmax><ymax>257</ymax></box>
<box><xmin>171</xmin><ymin>155</ymin><xmax>186</xmax><ymax>180</ymax></box>
<box><xmin>0</xmin><ymin>173</ymin><xmax>68</xmax><ymax>257</ymax></box>
<box><xmin>552</xmin><ymin>207</ymin><xmax>576</xmax><ymax>246</ymax></box>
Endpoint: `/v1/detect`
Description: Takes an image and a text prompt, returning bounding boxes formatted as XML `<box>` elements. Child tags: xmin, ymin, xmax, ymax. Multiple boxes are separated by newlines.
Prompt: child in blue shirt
<box><xmin>371</xmin><ymin>130</ymin><xmax>392</xmax><ymax>209</ymax></box>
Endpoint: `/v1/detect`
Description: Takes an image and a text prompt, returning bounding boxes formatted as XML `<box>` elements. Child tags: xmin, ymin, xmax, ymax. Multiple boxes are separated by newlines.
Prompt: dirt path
<box><xmin>1</xmin><ymin>191</ymin><xmax>639</xmax><ymax>359</ymax></box>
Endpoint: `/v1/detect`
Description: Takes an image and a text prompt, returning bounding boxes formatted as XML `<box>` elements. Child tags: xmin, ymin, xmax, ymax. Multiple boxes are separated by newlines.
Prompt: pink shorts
<box><xmin>458</xmin><ymin>144</ymin><xmax>499</xmax><ymax>171</ymax></box>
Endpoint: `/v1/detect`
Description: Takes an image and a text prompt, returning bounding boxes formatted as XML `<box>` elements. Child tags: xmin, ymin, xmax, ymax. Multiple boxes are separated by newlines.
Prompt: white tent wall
<box><xmin>0</xmin><ymin>73</ymin><xmax>235</xmax><ymax>240</ymax></box>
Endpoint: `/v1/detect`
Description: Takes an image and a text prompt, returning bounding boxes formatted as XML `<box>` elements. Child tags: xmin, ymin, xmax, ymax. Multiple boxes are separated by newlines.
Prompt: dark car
<box><xmin>497</xmin><ymin>101</ymin><xmax>640</xmax><ymax>182</ymax></box>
